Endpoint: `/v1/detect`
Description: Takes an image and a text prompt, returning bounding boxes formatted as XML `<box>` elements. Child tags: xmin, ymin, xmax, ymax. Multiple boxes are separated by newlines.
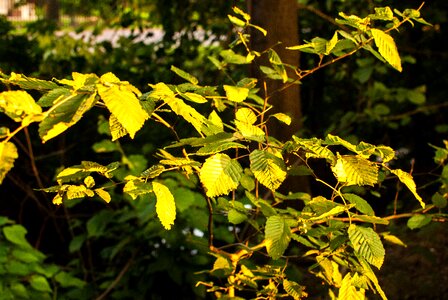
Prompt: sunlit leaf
<box><xmin>224</xmin><ymin>85</ymin><xmax>249</xmax><ymax>103</ymax></box>
<box><xmin>331</xmin><ymin>155</ymin><xmax>379</xmax><ymax>186</ymax></box>
<box><xmin>236</xmin><ymin>108</ymin><xmax>257</xmax><ymax>125</ymax></box>
<box><xmin>3</xmin><ymin>72</ymin><xmax>58</xmax><ymax>90</ymax></box>
<box><xmin>290</xmin><ymin>136</ymin><xmax>336</xmax><ymax>164</ymax></box>
<box><xmin>390</xmin><ymin>169</ymin><xmax>424</xmax><ymax>208</ymax></box>
<box><xmin>358</xmin><ymin>258</ymin><xmax>387</xmax><ymax>300</ymax></box>
<box><xmin>348</xmin><ymin>224</ymin><xmax>385</xmax><ymax>269</ymax></box>
<box><xmin>95</xmin><ymin>188</ymin><xmax>111</xmax><ymax>203</ymax></box>
<box><xmin>325</xmin><ymin>32</ymin><xmax>339</xmax><ymax>55</ymax></box>
<box><xmin>39</xmin><ymin>92</ymin><xmax>97</xmax><ymax>142</ymax></box>
<box><xmin>123</xmin><ymin>177</ymin><xmax>153</xmax><ymax>200</ymax></box>
<box><xmin>338</xmin><ymin>273</ymin><xmax>365</xmax><ymax>300</ymax></box>
<box><xmin>369</xmin><ymin>6</ymin><xmax>394</xmax><ymax>21</ymax></box>
<box><xmin>98</xmin><ymin>73</ymin><xmax>149</xmax><ymax>139</ymax></box>
<box><xmin>268</xmin><ymin>49</ymin><xmax>288</xmax><ymax>83</ymax></box>
<box><xmin>228</xmin><ymin>15</ymin><xmax>246</xmax><ymax>27</ymax></box>
<box><xmin>220</xmin><ymin>49</ymin><xmax>249</xmax><ymax>65</ymax></box>
<box><xmin>170</xmin><ymin>65</ymin><xmax>198</xmax><ymax>85</ymax></box>
<box><xmin>153</xmin><ymin>181</ymin><xmax>176</xmax><ymax>230</ymax></box>
<box><xmin>199</xmin><ymin>153</ymin><xmax>242</xmax><ymax>197</ymax></box>
<box><xmin>283</xmin><ymin>279</ymin><xmax>307</xmax><ymax>299</ymax></box>
<box><xmin>270</xmin><ymin>113</ymin><xmax>292</xmax><ymax>125</ymax></box>
<box><xmin>196</xmin><ymin>141</ymin><xmax>246</xmax><ymax>156</ymax></box>
<box><xmin>109</xmin><ymin>114</ymin><xmax>128</xmax><ymax>141</ymax></box>
<box><xmin>382</xmin><ymin>233</ymin><xmax>407</xmax><ymax>247</ymax></box>
<box><xmin>250</xmin><ymin>149</ymin><xmax>287</xmax><ymax>191</ymax></box>
<box><xmin>265</xmin><ymin>215</ymin><xmax>291</xmax><ymax>260</ymax></box>
<box><xmin>371</xmin><ymin>28</ymin><xmax>402</xmax><ymax>72</ymax></box>
<box><xmin>0</xmin><ymin>90</ymin><xmax>42</xmax><ymax>122</ymax></box>
<box><xmin>0</xmin><ymin>141</ymin><xmax>18</xmax><ymax>184</ymax></box>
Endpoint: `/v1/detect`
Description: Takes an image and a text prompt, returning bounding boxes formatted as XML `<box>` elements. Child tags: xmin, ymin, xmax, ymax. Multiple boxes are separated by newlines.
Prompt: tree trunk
<box><xmin>45</xmin><ymin>0</ymin><xmax>59</xmax><ymax>22</ymax></box>
<box><xmin>249</xmin><ymin>0</ymin><xmax>302</xmax><ymax>141</ymax></box>
<box><xmin>249</xmin><ymin>0</ymin><xmax>310</xmax><ymax>195</ymax></box>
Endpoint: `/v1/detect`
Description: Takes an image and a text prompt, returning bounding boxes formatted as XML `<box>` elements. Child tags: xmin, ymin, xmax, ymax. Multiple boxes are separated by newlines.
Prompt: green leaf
<box><xmin>283</xmin><ymin>279</ymin><xmax>307</xmax><ymax>299</ymax></box>
<box><xmin>371</xmin><ymin>28</ymin><xmax>402</xmax><ymax>72</ymax></box>
<box><xmin>0</xmin><ymin>141</ymin><xmax>18</xmax><ymax>184</ymax></box>
<box><xmin>331</xmin><ymin>155</ymin><xmax>379</xmax><ymax>186</ymax></box>
<box><xmin>86</xmin><ymin>210</ymin><xmax>114</xmax><ymax>238</ymax></box>
<box><xmin>29</xmin><ymin>275</ymin><xmax>52</xmax><ymax>292</ymax></box>
<box><xmin>220</xmin><ymin>49</ymin><xmax>249</xmax><ymax>65</ymax></box>
<box><xmin>228</xmin><ymin>208</ymin><xmax>247</xmax><ymax>224</ymax></box>
<box><xmin>348</xmin><ymin>224</ymin><xmax>385</xmax><ymax>269</ymax></box>
<box><xmin>3</xmin><ymin>72</ymin><xmax>59</xmax><ymax>90</ymax></box>
<box><xmin>235</xmin><ymin>107</ymin><xmax>265</xmax><ymax>141</ymax></box>
<box><xmin>369</xmin><ymin>6</ymin><xmax>394</xmax><ymax>21</ymax></box>
<box><xmin>325</xmin><ymin>32</ymin><xmax>339</xmax><ymax>55</ymax></box>
<box><xmin>265</xmin><ymin>215</ymin><xmax>291</xmax><ymax>260</ymax></box>
<box><xmin>0</xmin><ymin>90</ymin><xmax>42</xmax><ymax>122</ymax></box>
<box><xmin>92</xmin><ymin>139</ymin><xmax>118</xmax><ymax>153</ymax></box>
<box><xmin>432</xmin><ymin>192</ymin><xmax>447</xmax><ymax>208</ymax></box>
<box><xmin>3</xmin><ymin>225</ymin><xmax>32</xmax><ymax>248</ymax></box>
<box><xmin>39</xmin><ymin>92</ymin><xmax>97</xmax><ymax>142</ymax></box>
<box><xmin>10</xmin><ymin>282</ymin><xmax>29</xmax><ymax>298</ymax></box>
<box><xmin>290</xmin><ymin>137</ymin><xmax>336</xmax><ymax>164</ymax></box>
<box><xmin>390</xmin><ymin>169</ymin><xmax>424</xmax><ymax>208</ymax></box>
<box><xmin>325</xmin><ymin>134</ymin><xmax>357</xmax><ymax>152</ymax></box>
<box><xmin>228</xmin><ymin>15</ymin><xmax>246</xmax><ymax>27</ymax></box>
<box><xmin>153</xmin><ymin>181</ymin><xmax>176</xmax><ymax>230</ymax></box>
<box><xmin>224</xmin><ymin>85</ymin><xmax>249</xmax><ymax>103</ymax></box>
<box><xmin>250</xmin><ymin>150</ymin><xmax>287</xmax><ymax>191</ymax></box>
<box><xmin>343</xmin><ymin>193</ymin><xmax>375</xmax><ymax>216</ymax></box>
<box><xmin>196</xmin><ymin>141</ymin><xmax>246</xmax><ymax>156</ymax></box>
<box><xmin>407</xmin><ymin>214</ymin><xmax>431</xmax><ymax>230</ymax></box>
<box><xmin>37</xmin><ymin>87</ymin><xmax>71</xmax><ymax>107</ymax></box>
<box><xmin>56</xmin><ymin>161</ymin><xmax>117</xmax><ymax>184</ymax></box>
<box><xmin>170</xmin><ymin>65</ymin><xmax>198</xmax><ymax>85</ymax></box>
<box><xmin>97</xmin><ymin>73</ymin><xmax>149</xmax><ymax>139</ymax></box>
<box><xmin>55</xmin><ymin>271</ymin><xmax>85</xmax><ymax>288</ymax></box>
<box><xmin>338</xmin><ymin>273</ymin><xmax>366</xmax><ymax>300</ymax></box>
<box><xmin>212</xmin><ymin>256</ymin><xmax>232</xmax><ymax>272</ymax></box>
<box><xmin>268</xmin><ymin>49</ymin><xmax>288</xmax><ymax>83</ymax></box>
<box><xmin>12</xmin><ymin>248</ymin><xmax>44</xmax><ymax>263</ymax></box>
<box><xmin>199</xmin><ymin>153</ymin><xmax>242</xmax><ymax>197</ymax></box>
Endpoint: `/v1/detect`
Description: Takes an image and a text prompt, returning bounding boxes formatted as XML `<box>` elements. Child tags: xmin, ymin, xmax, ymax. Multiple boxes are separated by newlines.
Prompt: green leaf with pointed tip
<box><xmin>290</xmin><ymin>136</ymin><xmax>336</xmax><ymax>164</ymax></box>
<box><xmin>407</xmin><ymin>214</ymin><xmax>431</xmax><ymax>230</ymax></box>
<box><xmin>3</xmin><ymin>72</ymin><xmax>59</xmax><ymax>90</ymax></box>
<box><xmin>29</xmin><ymin>275</ymin><xmax>52</xmax><ymax>292</ymax></box>
<box><xmin>265</xmin><ymin>215</ymin><xmax>291</xmax><ymax>260</ymax></box>
<box><xmin>390</xmin><ymin>169</ymin><xmax>424</xmax><ymax>208</ymax></box>
<box><xmin>0</xmin><ymin>90</ymin><xmax>42</xmax><ymax>122</ymax></box>
<box><xmin>343</xmin><ymin>193</ymin><xmax>375</xmax><ymax>216</ymax></box>
<box><xmin>39</xmin><ymin>92</ymin><xmax>97</xmax><ymax>142</ymax></box>
<box><xmin>228</xmin><ymin>15</ymin><xmax>246</xmax><ymax>27</ymax></box>
<box><xmin>325</xmin><ymin>32</ymin><xmax>339</xmax><ymax>55</ymax></box>
<box><xmin>220</xmin><ymin>49</ymin><xmax>249</xmax><ymax>65</ymax></box>
<box><xmin>200</xmin><ymin>153</ymin><xmax>242</xmax><ymax>197</ymax></box>
<box><xmin>371</xmin><ymin>28</ymin><xmax>402</xmax><ymax>72</ymax></box>
<box><xmin>358</xmin><ymin>258</ymin><xmax>387</xmax><ymax>300</ymax></box>
<box><xmin>348</xmin><ymin>224</ymin><xmax>385</xmax><ymax>269</ymax></box>
<box><xmin>153</xmin><ymin>181</ymin><xmax>176</xmax><ymax>230</ymax></box>
<box><xmin>228</xmin><ymin>208</ymin><xmax>247</xmax><ymax>224</ymax></box>
<box><xmin>325</xmin><ymin>134</ymin><xmax>357</xmax><ymax>152</ymax></box>
<box><xmin>170</xmin><ymin>66</ymin><xmax>198</xmax><ymax>85</ymax></box>
<box><xmin>0</xmin><ymin>141</ymin><xmax>18</xmax><ymax>184</ymax></box>
<box><xmin>250</xmin><ymin>150</ymin><xmax>287</xmax><ymax>191</ymax></box>
<box><xmin>224</xmin><ymin>85</ymin><xmax>249</xmax><ymax>103</ymax></box>
<box><xmin>369</xmin><ymin>6</ymin><xmax>394</xmax><ymax>20</ymax></box>
<box><xmin>3</xmin><ymin>225</ymin><xmax>32</xmax><ymax>248</ymax></box>
<box><xmin>98</xmin><ymin>73</ymin><xmax>149</xmax><ymax>139</ymax></box>
<box><xmin>268</xmin><ymin>49</ymin><xmax>288</xmax><ymax>83</ymax></box>
<box><xmin>283</xmin><ymin>279</ymin><xmax>307</xmax><ymax>299</ymax></box>
<box><xmin>331</xmin><ymin>155</ymin><xmax>379</xmax><ymax>186</ymax></box>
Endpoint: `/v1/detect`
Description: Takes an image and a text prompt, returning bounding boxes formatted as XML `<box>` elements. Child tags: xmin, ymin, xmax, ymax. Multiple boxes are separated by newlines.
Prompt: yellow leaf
<box><xmin>371</xmin><ymin>28</ymin><xmax>402</xmax><ymax>72</ymax></box>
<box><xmin>95</xmin><ymin>188</ymin><xmax>112</xmax><ymax>203</ymax></box>
<box><xmin>224</xmin><ymin>85</ymin><xmax>249</xmax><ymax>103</ymax></box>
<box><xmin>0</xmin><ymin>141</ymin><xmax>18</xmax><ymax>184</ymax></box>
<box><xmin>153</xmin><ymin>182</ymin><xmax>176</xmax><ymax>230</ymax></box>
<box><xmin>390</xmin><ymin>169</ymin><xmax>424</xmax><ymax>208</ymax></box>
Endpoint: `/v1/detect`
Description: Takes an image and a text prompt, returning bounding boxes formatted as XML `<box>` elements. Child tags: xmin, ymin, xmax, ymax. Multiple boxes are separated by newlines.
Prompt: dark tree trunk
<box><xmin>249</xmin><ymin>0</ymin><xmax>310</xmax><ymax>194</ymax></box>
<box><xmin>45</xmin><ymin>0</ymin><xmax>59</xmax><ymax>22</ymax></box>
<box><xmin>249</xmin><ymin>0</ymin><xmax>302</xmax><ymax>141</ymax></box>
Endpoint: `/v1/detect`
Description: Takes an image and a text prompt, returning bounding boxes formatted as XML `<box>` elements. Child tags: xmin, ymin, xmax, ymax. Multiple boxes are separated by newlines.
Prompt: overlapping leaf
<box><xmin>371</xmin><ymin>28</ymin><xmax>402</xmax><ymax>72</ymax></box>
<box><xmin>250</xmin><ymin>150</ymin><xmax>287</xmax><ymax>191</ymax></box>
<box><xmin>0</xmin><ymin>91</ymin><xmax>42</xmax><ymax>122</ymax></box>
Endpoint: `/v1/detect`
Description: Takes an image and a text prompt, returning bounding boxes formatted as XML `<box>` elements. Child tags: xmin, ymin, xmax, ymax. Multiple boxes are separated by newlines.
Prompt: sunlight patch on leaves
<box><xmin>153</xmin><ymin>181</ymin><xmax>176</xmax><ymax>230</ymax></box>
<box><xmin>0</xmin><ymin>91</ymin><xmax>42</xmax><ymax>122</ymax></box>
<box><xmin>338</xmin><ymin>273</ymin><xmax>366</xmax><ymax>300</ymax></box>
<box><xmin>250</xmin><ymin>150</ymin><xmax>286</xmax><ymax>191</ymax></box>
<box><xmin>224</xmin><ymin>85</ymin><xmax>249</xmax><ymax>103</ymax></box>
